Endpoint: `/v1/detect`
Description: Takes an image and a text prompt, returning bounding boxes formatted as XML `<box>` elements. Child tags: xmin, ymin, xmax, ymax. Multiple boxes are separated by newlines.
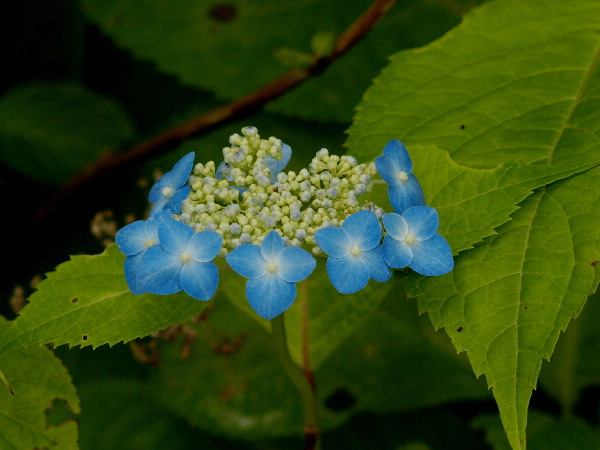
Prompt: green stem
<box><xmin>271</xmin><ymin>313</ymin><xmax>319</xmax><ymax>450</ymax></box>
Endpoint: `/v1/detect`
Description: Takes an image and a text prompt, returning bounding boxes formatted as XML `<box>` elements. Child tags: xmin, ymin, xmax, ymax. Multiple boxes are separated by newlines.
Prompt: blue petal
<box><xmin>342</xmin><ymin>210</ymin><xmax>381</xmax><ymax>250</ymax></box>
<box><xmin>326</xmin><ymin>256</ymin><xmax>370</xmax><ymax>294</ymax></box>
<box><xmin>409</xmin><ymin>234</ymin><xmax>454</xmax><ymax>276</ymax></box>
<box><xmin>144</xmin><ymin>213</ymin><xmax>163</xmax><ymax>242</ymax></box>
<box><xmin>148</xmin><ymin>175</ymin><xmax>170</xmax><ymax>203</ymax></box>
<box><xmin>188</xmin><ymin>230</ymin><xmax>222</xmax><ymax>262</ymax></box>
<box><xmin>180</xmin><ymin>260</ymin><xmax>219</xmax><ymax>300</ymax></box>
<box><xmin>403</xmin><ymin>206</ymin><xmax>439</xmax><ymax>240</ymax></box>
<box><xmin>116</xmin><ymin>220</ymin><xmax>148</xmax><ymax>255</ymax></box>
<box><xmin>388</xmin><ymin>174</ymin><xmax>426</xmax><ymax>214</ymax></box>
<box><xmin>383</xmin><ymin>139</ymin><xmax>413</xmax><ymax>173</ymax></box>
<box><xmin>314</xmin><ymin>226</ymin><xmax>351</xmax><ymax>258</ymax></box>
<box><xmin>382</xmin><ymin>235</ymin><xmax>413</xmax><ymax>269</ymax></box>
<box><xmin>158</xmin><ymin>217</ymin><xmax>194</xmax><ymax>255</ymax></box>
<box><xmin>246</xmin><ymin>275</ymin><xmax>296</xmax><ymax>319</ymax></box>
<box><xmin>226</xmin><ymin>245</ymin><xmax>267</xmax><ymax>279</ymax></box>
<box><xmin>382</xmin><ymin>213</ymin><xmax>408</xmax><ymax>241</ymax></box>
<box><xmin>169</xmin><ymin>152</ymin><xmax>195</xmax><ymax>188</ymax></box>
<box><xmin>276</xmin><ymin>247</ymin><xmax>316</xmax><ymax>282</ymax></box>
<box><xmin>265</xmin><ymin>143</ymin><xmax>292</xmax><ymax>183</ymax></box>
<box><xmin>163</xmin><ymin>184</ymin><xmax>191</xmax><ymax>215</ymax></box>
<box><xmin>124</xmin><ymin>252</ymin><xmax>147</xmax><ymax>294</ymax></box>
<box><xmin>375</xmin><ymin>154</ymin><xmax>397</xmax><ymax>185</ymax></box>
<box><xmin>215</xmin><ymin>161</ymin><xmax>232</xmax><ymax>180</ymax></box>
<box><xmin>261</xmin><ymin>231</ymin><xmax>284</xmax><ymax>262</ymax></box>
<box><xmin>361</xmin><ymin>246</ymin><xmax>391</xmax><ymax>282</ymax></box>
<box><xmin>137</xmin><ymin>245</ymin><xmax>183</xmax><ymax>294</ymax></box>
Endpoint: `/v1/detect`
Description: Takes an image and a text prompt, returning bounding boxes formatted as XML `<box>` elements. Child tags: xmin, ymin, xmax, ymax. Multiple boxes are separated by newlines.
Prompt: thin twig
<box><xmin>30</xmin><ymin>0</ymin><xmax>398</xmax><ymax>225</ymax></box>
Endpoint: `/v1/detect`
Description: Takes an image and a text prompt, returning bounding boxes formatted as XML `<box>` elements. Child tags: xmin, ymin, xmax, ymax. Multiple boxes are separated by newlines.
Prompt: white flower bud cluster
<box><xmin>176</xmin><ymin>127</ymin><xmax>381</xmax><ymax>255</ymax></box>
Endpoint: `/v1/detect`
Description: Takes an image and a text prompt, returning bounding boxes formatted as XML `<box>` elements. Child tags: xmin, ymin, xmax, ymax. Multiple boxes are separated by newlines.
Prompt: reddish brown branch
<box><xmin>30</xmin><ymin>0</ymin><xmax>397</xmax><ymax>225</ymax></box>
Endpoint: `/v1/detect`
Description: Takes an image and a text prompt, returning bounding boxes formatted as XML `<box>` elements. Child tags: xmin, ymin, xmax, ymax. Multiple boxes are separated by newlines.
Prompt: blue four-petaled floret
<box><xmin>226</xmin><ymin>230</ymin><xmax>316</xmax><ymax>319</ymax></box>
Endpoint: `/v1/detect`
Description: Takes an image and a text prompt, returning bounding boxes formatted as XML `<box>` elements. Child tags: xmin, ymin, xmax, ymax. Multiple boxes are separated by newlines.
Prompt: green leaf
<box><xmin>0</xmin><ymin>82</ymin><xmax>134</xmax><ymax>185</ymax></box>
<box><xmin>347</xmin><ymin>0</ymin><xmax>600</xmax><ymax>168</ymax></box>
<box><xmin>0</xmin><ymin>316</ymin><xmax>80</xmax><ymax>449</ymax></box>
<box><xmin>389</xmin><ymin>144</ymin><xmax>600</xmax><ymax>254</ymax></box>
<box><xmin>0</xmin><ymin>245</ymin><xmax>208</xmax><ymax>354</ymax></box>
<box><xmin>347</xmin><ymin>0</ymin><xmax>600</xmax><ymax>447</ymax></box>
<box><xmin>82</xmin><ymin>0</ymin><xmax>475</xmax><ymax>121</ymax></box>
<box><xmin>473</xmin><ymin>411</ymin><xmax>600</xmax><ymax>450</ymax></box>
<box><xmin>77</xmin><ymin>378</ymin><xmax>237</xmax><ymax>449</ymax></box>
<box><xmin>149</xmin><ymin>295</ymin><xmax>324</xmax><ymax>438</ymax></box>
<box><xmin>149</xmin><ymin>292</ymin><xmax>489</xmax><ymax>439</ymax></box>
<box><xmin>408</xmin><ymin>166</ymin><xmax>600</xmax><ymax>449</ymax></box>
<box><xmin>220</xmin><ymin>260</ymin><xmax>393</xmax><ymax>370</ymax></box>
<box><xmin>317</xmin><ymin>292</ymin><xmax>491</xmax><ymax>414</ymax></box>
<box><xmin>538</xmin><ymin>290</ymin><xmax>600</xmax><ymax>415</ymax></box>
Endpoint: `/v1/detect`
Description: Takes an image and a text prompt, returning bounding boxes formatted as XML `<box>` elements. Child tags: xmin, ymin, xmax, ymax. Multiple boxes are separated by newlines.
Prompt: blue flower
<box><xmin>382</xmin><ymin>206</ymin><xmax>453</xmax><ymax>276</ymax></box>
<box><xmin>226</xmin><ymin>230</ymin><xmax>316</xmax><ymax>319</ymax></box>
<box><xmin>148</xmin><ymin>152</ymin><xmax>195</xmax><ymax>216</ymax></box>
<box><xmin>375</xmin><ymin>140</ymin><xmax>425</xmax><ymax>213</ymax></box>
<box><xmin>115</xmin><ymin>212</ymin><xmax>164</xmax><ymax>294</ymax></box>
<box><xmin>136</xmin><ymin>214</ymin><xmax>222</xmax><ymax>300</ymax></box>
<box><xmin>314</xmin><ymin>210</ymin><xmax>391</xmax><ymax>294</ymax></box>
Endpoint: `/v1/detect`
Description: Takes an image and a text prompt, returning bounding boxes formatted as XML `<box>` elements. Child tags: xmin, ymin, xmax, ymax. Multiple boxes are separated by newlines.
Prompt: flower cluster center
<box><xmin>162</xmin><ymin>186</ymin><xmax>175</xmax><ymax>198</ymax></box>
<box><xmin>397</xmin><ymin>171</ymin><xmax>408</xmax><ymax>182</ymax></box>
<box><xmin>350</xmin><ymin>246</ymin><xmax>362</xmax><ymax>257</ymax></box>
<box><xmin>405</xmin><ymin>234</ymin><xmax>416</xmax><ymax>246</ymax></box>
<box><xmin>266</xmin><ymin>262</ymin><xmax>278</xmax><ymax>273</ymax></box>
<box><xmin>180</xmin><ymin>252</ymin><xmax>192</xmax><ymax>263</ymax></box>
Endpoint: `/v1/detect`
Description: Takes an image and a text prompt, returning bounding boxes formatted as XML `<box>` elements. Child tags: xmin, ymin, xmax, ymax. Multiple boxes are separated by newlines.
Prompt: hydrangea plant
<box><xmin>115</xmin><ymin>126</ymin><xmax>454</xmax><ymax>319</ymax></box>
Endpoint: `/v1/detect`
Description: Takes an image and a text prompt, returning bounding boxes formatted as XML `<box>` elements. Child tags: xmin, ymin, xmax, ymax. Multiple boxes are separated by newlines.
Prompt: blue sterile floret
<box><xmin>375</xmin><ymin>140</ymin><xmax>425</xmax><ymax>213</ymax></box>
<box><xmin>382</xmin><ymin>207</ymin><xmax>453</xmax><ymax>276</ymax></box>
<box><xmin>226</xmin><ymin>230</ymin><xmax>316</xmax><ymax>319</ymax></box>
<box><xmin>148</xmin><ymin>152</ymin><xmax>195</xmax><ymax>216</ymax></box>
<box><xmin>314</xmin><ymin>210</ymin><xmax>391</xmax><ymax>294</ymax></box>
<box><xmin>115</xmin><ymin>212</ymin><xmax>165</xmax><ymax>294</ymax></box>
<box><xmin>136</xmin><ymin>214</ymin><xmax>222</xmax><ymax>300</ymax></box>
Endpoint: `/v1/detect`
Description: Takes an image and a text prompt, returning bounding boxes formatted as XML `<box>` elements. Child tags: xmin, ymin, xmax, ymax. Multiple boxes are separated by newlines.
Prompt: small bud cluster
<box><xmin>176</xmin><ymin>127</ymin><xmax>381</xmax><ymax>255</ymax></box>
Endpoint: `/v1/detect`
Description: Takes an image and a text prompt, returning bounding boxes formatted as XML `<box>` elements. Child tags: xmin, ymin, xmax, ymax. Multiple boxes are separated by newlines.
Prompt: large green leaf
<box><xmin>408</xmin><ymin>166</ymin><xmax>600</xmax><ymax>449</ymax></box>
<box><xmin>0</xmin><ymin>245</ymin><xmax>208</xmax><ymax>354</ymax></box>
<box><xmin>347</xmin><ymin>0</ymin><xmax>600</xmax><ymax>448</ymax></box>
<box><xmin>0</xmin><ymin>82</ymin><xmax>134</xmax><ymax>185</ymax></box>
<box><xmin>82</xmin><ymin>0</ymin><xmax>476</xmax><ymax>121</ymax></box>
<box><xmin>0</xmin><ymin>317</ymin><xmax>80</xmax><ymax>449</ymax></box>
<box><xmin>317</xmin><ymin>292</ymin><xmax>491</xmax><ymax>414</ymax></box>
<box><xmin>150</xmin><ymin>292</ymin><xmax>491</xmax><ymax>439</ymax></box>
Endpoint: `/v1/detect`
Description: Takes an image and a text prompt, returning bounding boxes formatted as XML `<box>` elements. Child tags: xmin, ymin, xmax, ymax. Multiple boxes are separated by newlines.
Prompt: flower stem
<box><xmin>271</xmin><ymin>313</ymin><xmax>319</xmax><ymax>450</ymax></box>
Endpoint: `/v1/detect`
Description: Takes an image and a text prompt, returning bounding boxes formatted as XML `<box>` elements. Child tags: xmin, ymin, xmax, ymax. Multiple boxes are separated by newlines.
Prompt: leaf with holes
<box><xmin>0</xmin><ymin>245</ymin><xmax>208</xmax><ymax>355</ymax></box>
<box><xmin>0</xmin><ymin>317</ymin><xmax>80</xmax><ymax>449</ymax></box>
<box><xmin>347</xmin><ymin>0</ymin><xmax>600</xmax><ymax>448</ymax></box>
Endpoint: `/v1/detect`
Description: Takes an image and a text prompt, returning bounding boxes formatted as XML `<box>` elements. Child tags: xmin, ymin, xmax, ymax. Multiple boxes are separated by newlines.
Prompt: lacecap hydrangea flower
<box><xmin>115</xmin><ymin>126</ymin><xmax>453</xmax><ymax>318</ymax></box>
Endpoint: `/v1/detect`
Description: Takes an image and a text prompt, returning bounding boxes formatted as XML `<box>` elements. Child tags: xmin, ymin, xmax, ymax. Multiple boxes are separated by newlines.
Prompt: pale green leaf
<box><xmin>0</xmin><ymin>82</ymin><xmax>134</xmax><ymax>185</ymax></box>
<box><xmin>0</xmin><ymin>245</ymin><xmax>208</xmax><ymax>354</ymax></box>
<box><xmin>82</xmin><ymin>0</ymin><xmax>474</xmax><ymax>121</ymax></box>
<box><xmin>0</xmin><ymin>317</ymin><xmax>80</xmax><ymax>450</ymax></box>
<box><xmin>347</xmin><ymin>0</ymin><xmax>600</xmax><ymax>447</ymax></box>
